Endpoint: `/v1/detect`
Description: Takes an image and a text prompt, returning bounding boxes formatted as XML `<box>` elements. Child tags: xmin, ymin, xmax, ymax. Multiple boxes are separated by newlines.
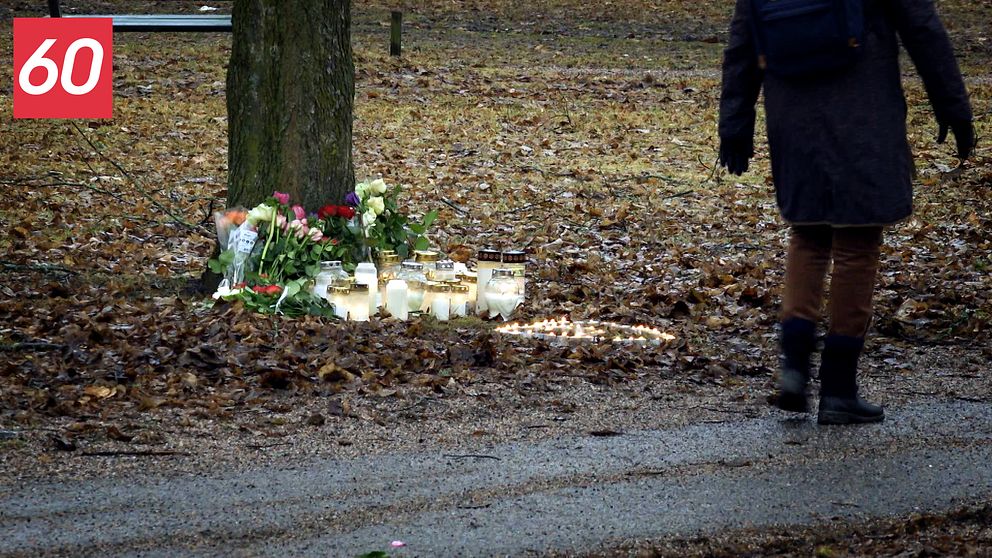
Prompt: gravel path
<box><xmin>2</xmin><ymin>400</ymin><xmax>990</xmax><ymax>557</ymax></box>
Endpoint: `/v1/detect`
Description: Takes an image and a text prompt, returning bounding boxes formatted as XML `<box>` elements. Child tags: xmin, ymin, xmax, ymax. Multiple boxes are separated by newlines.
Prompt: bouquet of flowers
<box><xmin>350</xmin><ymin>178</ymin><xmax>437</xmax><ymax>260</ymax></box>
<box><xmin>210</xmin><ymin>180</ymin><xmax>437</xmax><ymax>317</ymax></box>
<box><xmin>212</xmin><ymin>208</ymin><xmax>250</xmax><ymax>289</ymax></box>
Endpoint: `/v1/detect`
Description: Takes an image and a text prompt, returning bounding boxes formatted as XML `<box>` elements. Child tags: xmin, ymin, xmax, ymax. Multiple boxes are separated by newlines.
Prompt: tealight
<box><xmin>496</xmin><ymin>318</ymin><xmax>675</xmax><ymax>347</ymax></box>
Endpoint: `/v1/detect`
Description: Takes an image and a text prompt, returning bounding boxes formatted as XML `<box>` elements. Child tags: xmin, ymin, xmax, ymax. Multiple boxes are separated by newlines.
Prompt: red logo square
<box><xmin>14</xmin><ymin>18</ymin><xmax>113</xmax><ymax>119</ymax></box>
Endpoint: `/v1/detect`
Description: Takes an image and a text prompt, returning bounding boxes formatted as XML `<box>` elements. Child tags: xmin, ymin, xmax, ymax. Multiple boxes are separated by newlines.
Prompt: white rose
<box><xmin>370</xmin><ymin>178</ymin><xmax>388</xmax><ymax>195</ymax></box>
<box><xmin>362</xmin><ymin>209</ymin><xmax>377</xmax><ymax>227</ymax></box>
<box><xmin>354</xmin><ymin>181</ymin><xmax>368</xmax><ymax>199</ymax></box>
<box><xmin>367</xmin><ymin>196</ymin><xmax>385</xmax><ymax>215</ymax></box>
<box><xmin>246</xmin><ymin>204</ymin><xmax>275</xmax><ymax>225</ymax></box>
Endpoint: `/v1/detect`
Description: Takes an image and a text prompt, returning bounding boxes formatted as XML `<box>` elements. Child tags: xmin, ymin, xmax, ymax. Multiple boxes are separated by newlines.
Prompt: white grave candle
<box><xmin>346</xmin><ymin>285</ymin><xmax>370</xmax><ymax>322</ymax></box>
<box><xmin>430</xmin><ymin>285</ymin><xmax>450</xmax><ymax>321</ymax></box>
<box><xmin>354</xmin><ymin>262</ymin><xmax>378</xmax><ymax>317</ymax></box>
<box><xmin>385</xmin><ymin>280</ymin><xmax>409</xmax><ymax>321</ymax></box>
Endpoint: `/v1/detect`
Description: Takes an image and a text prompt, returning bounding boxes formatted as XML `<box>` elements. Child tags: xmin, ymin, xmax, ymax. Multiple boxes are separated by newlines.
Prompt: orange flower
<box><xmin>226</xmin><ymin>210</ymin><xmax>247</xmax><ymax>226</ymax></box>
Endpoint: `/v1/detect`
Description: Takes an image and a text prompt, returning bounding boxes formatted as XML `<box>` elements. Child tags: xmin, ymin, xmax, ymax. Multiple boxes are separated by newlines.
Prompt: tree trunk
<box><xmin>227</xmin><ymin>0</ymin><xmax>355</xmax><ymax>212</ymax></box>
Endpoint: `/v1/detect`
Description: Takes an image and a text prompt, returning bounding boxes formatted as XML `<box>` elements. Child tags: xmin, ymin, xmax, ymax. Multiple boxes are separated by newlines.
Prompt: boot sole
<box><xmin>817</xmin><ymin>410</ymin><xmax>884</xmax><ymax>425</ymax></box>
<box><xmin>773</xmin><ymin>391</ymin><xmax>809</xmax><ymax>413</ymax></box>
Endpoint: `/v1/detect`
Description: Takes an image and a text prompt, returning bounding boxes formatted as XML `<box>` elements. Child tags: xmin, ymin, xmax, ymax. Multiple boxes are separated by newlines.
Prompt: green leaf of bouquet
<box><xmin>284</xmin><ymin>279</ymin><xmax>303</xmax><ymax>299</ymax></box>
<box><xmin>208</xmin><ymin>249</ymin><xmax>235</xmax><ymax>274</ymax></box>
<box><xmin>305</xmin><ymin>264</ymin><xmax>319</xmax><ymax>277</ymax></box>
<box><xmin>408</xmin><ymin>222</ymin><xmax>426</xmax><ymax>235</ymax></box>
<box><xmin>414</xmin><ymin>236</ymin><xmax>430</xmax><ymax>251</ymax></box>
<box><xmin>422</xmin><ymin>210</ymin><xmax>438</xmax><ymax>228</ymax></box>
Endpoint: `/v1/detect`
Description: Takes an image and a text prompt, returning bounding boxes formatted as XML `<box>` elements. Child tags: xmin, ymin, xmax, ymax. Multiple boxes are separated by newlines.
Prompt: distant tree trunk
<box><xmin>227</xmin><ymin>0</ymin><xmax>355</xmax><ymax>211</ymax></box>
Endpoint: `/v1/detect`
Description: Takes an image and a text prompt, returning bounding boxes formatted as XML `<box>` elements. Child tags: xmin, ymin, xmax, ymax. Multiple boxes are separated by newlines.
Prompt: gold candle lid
<box><xmin>414</xmin><ymin>250</ymin><xmax>440</xmax><ymax>263</ymax></box>
<box><xmin>428</xmin><ymin>283</ymin><xmax>453</xmax><ymax>293</ymax></box>
<box><xmin>451</xmin><ymin>285</ymin><xmax>470</xmax><ymax>294</ymax></box>
<box><xmin>329</xmin><ymin>286</ymin><xmax>350</xmax><ymax>295</ymax></box>
<box><xmin>377</xmin><ymin>253</ymin><xmax>402</xmax><ymax>265</ymax></box>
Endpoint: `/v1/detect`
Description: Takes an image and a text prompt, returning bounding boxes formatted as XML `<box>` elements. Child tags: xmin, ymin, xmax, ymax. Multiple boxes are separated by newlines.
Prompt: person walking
<box><xmin>718</xmin><ymin>0</ymin><xmax>975</xmax><ymax>424</ymax></box>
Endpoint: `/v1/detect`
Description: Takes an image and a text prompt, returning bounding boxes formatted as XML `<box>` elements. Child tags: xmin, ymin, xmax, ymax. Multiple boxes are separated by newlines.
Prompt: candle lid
<box><xmin>477</xmin><ymin>249</ymin><xmax>501</xmax><ymax>262</ymax></box>
<box><xmin>349</xmin><ymin>283</ymin><xmax>370</xmax><ymax>293</ymax></box>
<box><xmin>401</xmin><ymin>261</ymin><xmax>424</xmax><ymax>270</ymax></box>
<box><xmin>329</xmin><ymin>286</ymin><xmax>350</xmax><ymax>294</ymax></box>
<box><xmin>355</xmin><ymin>262</ymin><xmax>377</xmax><ymax>273</ymax></box>
<box><xmin>451</xmin><ymin>285</ymin><xmax>470</xmax><ymax>293</ymax></box>
<box><xmin>436</xmin><ymin>259</ymin><xmax>455</xmax><ymax>270</ymax></box>
<box><xmin>501</xmin><ymin>250</ymin><xmax>526</xmax><ymax>263</ymax></box>
<box><xmin>491</xmin><ymin>268</ymin><xmax>515</xmax><ymax>278</ymax></box>
<box><xmin>319</xmin><ymin>260</ymin><xmax>343</xmax><ymax>270</ymax></box>
<box><xmin>414</xmin><ymin>250</ymin><xmax>440</xmax><ymax>263</ymax></box>
<box><xmin>428</xmin><ymin>282</ymin><xmax>452</xmax><ymax>292</ymax></box>
<box><xmin>377</xmin><ymin>253</ymin><xmax>402</xmax><ymax>265</ymax></box>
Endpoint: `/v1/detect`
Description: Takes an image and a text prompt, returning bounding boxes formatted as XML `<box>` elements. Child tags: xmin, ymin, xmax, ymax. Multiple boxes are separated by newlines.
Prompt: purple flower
<box><xmin>344</xmin><ymin>192</ymin><xmax>361</xmax><ymax>207</ymax></box>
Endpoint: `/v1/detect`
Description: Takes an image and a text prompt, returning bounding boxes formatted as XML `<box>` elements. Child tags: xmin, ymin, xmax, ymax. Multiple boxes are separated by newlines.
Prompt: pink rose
<box><xmin>275</xmin><ymin>214</ymin><xmax>288</xmax><ymax>231</ymax></box>
<box><xmin>307</xmin><ymin>227</ymin><xmax>323</xmax><ymax>242</ymax></box>
<box><xmin>291</xmin><ymin>205</ymin><xmax>306</xmax><ymax>220</ymax></box>
<box><xmin>288</xmin><ymin>219</ymin><xmax>307</xmax><ymax>239</ymax></box>
<box><xmin>273</xmin><ymin>191</ymin><xmax>290</xmax><ymax>205</ymax></box>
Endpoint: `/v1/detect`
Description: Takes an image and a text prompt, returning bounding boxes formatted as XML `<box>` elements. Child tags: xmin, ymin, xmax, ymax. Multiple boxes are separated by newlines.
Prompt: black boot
<box><xmin>773</xmin><ymin>318</ymin><xmax>816</xmax><ymax>413</ymax></box>
<box><xmin>817</xmin><ymin>335</ymin><xmax>884</xmax><ymax>425</ymax></box>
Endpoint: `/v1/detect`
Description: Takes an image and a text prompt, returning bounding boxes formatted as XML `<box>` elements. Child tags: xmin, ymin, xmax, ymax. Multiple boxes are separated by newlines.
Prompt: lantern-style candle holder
<box><xmin>501</xmin><ymin>250</ymin><xmax>527</xmax><ymax>298</ymax></box>
<box><xmin>475</xmin><ymin>249</ymin><xmax>502</xmax><ymax>315</ymax></box>
<box><xmin>398</xmin><ymin>261</ymin><xmax>427</xmax><ymax>312</ymax></box>
<box><xmin>344</xmin><ymin>284</ymin><xmax>371</xmax><ymax>321</ymax></box>
<box><xmin>434</xmin><ymin>259</ymin><xmax>456</xmax><ymax>282</ymax></box>
<box><xmin>450</xmin><ymin>284</ymin><xmax>469</xmax><ymax>317</ymax></box>
<box><xmin>414</xmin><ymin>250</ymin><xmax>440</xmax><ymax>278</ymax></box>
<box><xmin>484</xmin><ymin>268</ymin><xmax>523</xmax><ymax>321</ymax></box>
<box><xmin>313</xmin><ymin>260</ymin><xmax>349</xmax><ymax>300</ymax></box>
<box><xmin>458</xmin><ymin>271</ymin><xmax>477</xmax><ymax>313</ymax></box>
<box><xmin>329</xmin><ymin>286</ymin><xmax>350</xmax><ymax>320</ymax></box>
<box><xmin>429</xmin><ymin>283</ymin><xmax>452</xmax><ymax>321</ymax></box>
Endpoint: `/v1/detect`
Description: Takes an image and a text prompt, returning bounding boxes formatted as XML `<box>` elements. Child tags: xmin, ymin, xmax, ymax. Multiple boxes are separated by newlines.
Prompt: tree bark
<box><xmin>227</xmin><ymin>0</ymin><xmax>355</xmax><ymax>212</ymax></box>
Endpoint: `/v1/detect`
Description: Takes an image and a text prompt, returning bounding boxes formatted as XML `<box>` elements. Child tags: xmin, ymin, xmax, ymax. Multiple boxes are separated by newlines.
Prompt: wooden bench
<box><xmin>48</xmin><ymin>0</ymin><xmax>232</xmax><ymax>32</ymax></box>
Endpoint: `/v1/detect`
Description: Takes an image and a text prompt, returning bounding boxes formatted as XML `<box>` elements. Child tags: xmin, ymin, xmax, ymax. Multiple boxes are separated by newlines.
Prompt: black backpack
<box><xmin>749</xmin><ymin>0</ymin><xmax>866</xmax><ymax>77</ymax></box>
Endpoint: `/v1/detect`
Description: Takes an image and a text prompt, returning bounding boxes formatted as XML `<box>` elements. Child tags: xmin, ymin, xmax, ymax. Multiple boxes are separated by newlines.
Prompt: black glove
<box><xmin>937</xmin><ymin>119</ymin><xmax>976</xmax><ymax>160</ymax></box>
<box><xmin>718</xmin><ymin>136</ymin><xmax>754</xmax><ymax>176</ymax></box>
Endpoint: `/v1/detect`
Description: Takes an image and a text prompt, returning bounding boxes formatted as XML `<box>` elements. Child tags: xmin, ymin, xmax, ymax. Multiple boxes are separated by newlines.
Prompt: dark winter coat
<box><xmin>719</xmin><ymin>0</ymin><xmax>972</xmax><ymax>226</ymax></box>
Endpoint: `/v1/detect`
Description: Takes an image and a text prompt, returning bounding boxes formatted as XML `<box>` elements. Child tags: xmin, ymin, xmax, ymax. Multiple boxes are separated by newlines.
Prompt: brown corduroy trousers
<box><xmin>781</xmin><ymin>225</ymin><xmax>884</xmax><ymax>337</ymax></box>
